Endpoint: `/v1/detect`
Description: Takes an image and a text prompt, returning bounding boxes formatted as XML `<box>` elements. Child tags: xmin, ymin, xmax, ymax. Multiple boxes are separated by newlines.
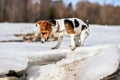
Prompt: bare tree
<box><xmin>0</xmin><ymin>0</ymin><xmax>120</xmax><ymax>25</ymax></box>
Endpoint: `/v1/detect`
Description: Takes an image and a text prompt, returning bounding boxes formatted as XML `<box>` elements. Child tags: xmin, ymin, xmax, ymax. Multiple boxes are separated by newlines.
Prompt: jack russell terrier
<box><xmin>36</xmin><ymin>18</ymin><xmax>89</xmax><ymax>50</ymax></box>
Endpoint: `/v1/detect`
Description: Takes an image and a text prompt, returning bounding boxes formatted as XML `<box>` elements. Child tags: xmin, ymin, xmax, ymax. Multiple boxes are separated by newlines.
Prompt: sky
<box><xmin>63</xmin><ymin>0</ymin><xmax>120</xmax><ymax>8</ymax></box>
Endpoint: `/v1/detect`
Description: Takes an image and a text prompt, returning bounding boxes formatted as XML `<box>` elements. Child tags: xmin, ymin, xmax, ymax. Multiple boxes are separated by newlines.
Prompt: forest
<box><xmin>0</xmin><ymin>0</ymin><xmax>120</xmax><ymax>25</ymax></box>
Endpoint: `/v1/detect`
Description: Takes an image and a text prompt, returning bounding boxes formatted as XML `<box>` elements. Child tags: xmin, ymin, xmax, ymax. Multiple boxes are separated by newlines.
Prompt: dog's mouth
<box><xmin>41</xmin><ymin>37</ymin><xmax>49</xmax><ymax>43</ymax></box>
<box><xmin>41</xmin><ymin>40</ymin><xmax>45</xmax><ymax>43</ymax></box>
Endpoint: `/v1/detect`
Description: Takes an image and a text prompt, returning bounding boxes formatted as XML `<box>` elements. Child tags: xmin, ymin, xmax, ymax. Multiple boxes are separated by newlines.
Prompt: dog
<box><xmin>36</xmin><ymin>18</ymin><xmax>89</xmax><ymax>50</ymax></box>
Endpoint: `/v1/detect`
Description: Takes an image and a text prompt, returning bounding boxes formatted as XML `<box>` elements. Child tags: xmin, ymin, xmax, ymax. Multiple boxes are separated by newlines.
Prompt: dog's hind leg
<box><xmin>70</xmin><ymin>34</ymin><xmax>76</xmax><ymax>51</ymax></box>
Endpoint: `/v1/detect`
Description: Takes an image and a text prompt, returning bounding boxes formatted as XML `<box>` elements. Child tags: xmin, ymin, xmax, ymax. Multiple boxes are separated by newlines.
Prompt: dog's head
<box><xmin>36</xmin><ymin>20</ymin><xmax>52</xmax><ymax>43</ymax></box>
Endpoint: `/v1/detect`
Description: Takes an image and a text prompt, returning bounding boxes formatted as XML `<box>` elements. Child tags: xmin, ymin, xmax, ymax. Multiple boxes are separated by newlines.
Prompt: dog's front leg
<box><xmin>80</xmin><ymin>29</ymin><xmax>89</xmax><ymax>46</ymax></box>
<box><xmin>51</xmin><ymin>34</ymin><xmax>63</xmax><ymax>49</ymax></box>
<box><xmin>70</xmin><ymin>34</ymin><xmax>76</xmax><ymax>51</ymax></box>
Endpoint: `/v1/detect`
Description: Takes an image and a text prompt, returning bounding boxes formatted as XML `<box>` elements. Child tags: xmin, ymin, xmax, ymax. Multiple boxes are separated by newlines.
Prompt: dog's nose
<box><xmin>41</xmin><ymin>41</ymin><xmax>44</xmax><ymax>43</ymax></box>
<box><xmin>45</xmin><ymin>37</ymin><xmax>49</xmax><ymax>42</ymax></box>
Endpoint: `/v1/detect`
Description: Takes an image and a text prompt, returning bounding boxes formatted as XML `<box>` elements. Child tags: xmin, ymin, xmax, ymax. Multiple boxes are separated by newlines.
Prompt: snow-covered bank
<box><xmin>0</xmin><ymin>42</ymin><xmax>120</xmax><ymax>80</ymax></box>
<box><xmin>78</xmin><ymin>45</ymin><xmax>120</xmax><ymax>80</ymax></box>
<box><xmin>27</xmin><ymin>45</ymin><xmax>120</xmax><ymax>80</ymax></box>
<box><xmin>0</xmin><ymin>43</ymin><xmax>28</xmax><ymax>74</ymax></box>
<box><xmin>0</xmin><ymin>23</ymin><xmax>120</xmax><ymax>79</ymax></box>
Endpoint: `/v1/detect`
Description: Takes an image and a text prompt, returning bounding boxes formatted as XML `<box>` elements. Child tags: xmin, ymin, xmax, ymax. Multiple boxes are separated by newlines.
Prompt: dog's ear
<box><xmin>35</xmin><ymin>21</ymin><xmax>42</xmax><ymax>27</ymax></box>
<box><xmin>36</xmin><ymin>23</ymin><xmax>40</xmax><ymax>28</ymax></box>
<box><xmin>49</xmin><ymin>19</ymin><xmax>56</xmax><ymax>26</ymax></box>
<box><xmin>36</xmin><ymin>24</ymin><xmax>37</xmax><ymax>27</ymax></box>
<box><xmin>45</xmin><ymin>21</ymin><xmax>52</xmax><ymax>30</ymax></box>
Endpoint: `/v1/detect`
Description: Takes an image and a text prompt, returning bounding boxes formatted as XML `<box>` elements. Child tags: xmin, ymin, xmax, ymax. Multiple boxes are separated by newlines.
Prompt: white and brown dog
<box><xmin>36</xmin><ymin>18</ymin><xmax>89</xmax><ymax>50</ymax></box>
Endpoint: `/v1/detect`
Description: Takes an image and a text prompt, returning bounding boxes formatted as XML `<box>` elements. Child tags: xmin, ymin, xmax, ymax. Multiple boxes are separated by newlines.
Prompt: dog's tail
<box><xmin>86</xmin><ymin>19</ymin><xmax>89</xmax><ymax>27</ymax></box>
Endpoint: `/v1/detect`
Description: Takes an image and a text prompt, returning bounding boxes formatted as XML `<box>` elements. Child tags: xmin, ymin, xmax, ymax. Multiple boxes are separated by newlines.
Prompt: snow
<box><xmin>0</xmin><ymin>43</ymin><xmax>28</xmax><ymax>74</ymax></box>
<box><xmin>86</xmin><ymin>25</ymin><xmax>120</xmax><ymax>45</ymax></box>
<box><xmin>0</xmin><ymin>23</ymin><xmax>120</xmax><ymax>79</ymax></box>
<box><xmin>78</xmin><ymin>45</ymin><xmax>120</xmax><ymax>80</ymax></box>
<box><xmin>0</xmin><ymin>23</ymin><xmax>38</xmax><ymax>41</ymax></box>
<box><xmin>27</xmin><ymin>65</ymin><xmax>65</xmax><ymax>80</ymax></box>
<box><xmin>27</xmin><ymin>45</ymin><xmax>120</xmax><ymax>80</ymax></box>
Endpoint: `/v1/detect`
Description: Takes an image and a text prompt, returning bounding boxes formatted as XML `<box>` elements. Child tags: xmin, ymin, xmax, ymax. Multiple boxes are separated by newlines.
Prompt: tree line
<box><xmin>0</xmin><ymin>0</ymin><xmax>120</xmax><ymax>25</ymax></box>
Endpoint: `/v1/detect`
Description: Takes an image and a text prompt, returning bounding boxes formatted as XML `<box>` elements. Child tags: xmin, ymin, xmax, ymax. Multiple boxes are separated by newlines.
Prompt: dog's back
<box><xmin>52</xmin><ymin>18</ymin><xmax>89</xmax><ymax>35</ymax></box>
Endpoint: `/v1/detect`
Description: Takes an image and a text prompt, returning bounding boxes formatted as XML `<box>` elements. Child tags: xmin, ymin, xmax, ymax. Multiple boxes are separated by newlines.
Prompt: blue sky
<box><xmin>63</xmin><ymin>0</ymin><xmax>120</xmax><ymax>7</ymax></box>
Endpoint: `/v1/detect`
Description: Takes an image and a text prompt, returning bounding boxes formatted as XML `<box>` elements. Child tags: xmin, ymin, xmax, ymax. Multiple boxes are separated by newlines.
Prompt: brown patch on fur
<box><xmin>36</xmin><ymin>20</ymin><xmax>52</xmax><ymax>40</ymax></box>
<box><xmin>65</xmin><ymin>23</ymin><xmax>75</xmax><ymax>34</ymax></box>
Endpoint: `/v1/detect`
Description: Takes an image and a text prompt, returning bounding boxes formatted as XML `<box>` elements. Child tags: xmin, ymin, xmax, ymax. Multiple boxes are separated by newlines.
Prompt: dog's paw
<box><xmin>70</xmin><ymin>46</ymin><xmax>76</xmax><ymax>51</ymax></box>
<box><xmin>69</xmin><ymin>45</ymin><xmax>72</xmax><ymax>47</ymax></box>
<box><xmin>51</xmin><ymin>46</ymin><xmax>58</xmax><ymax>50</ymax></box>
<box><xmin>69</xmin><ymin>45</ymin><xmax>79</xmax><ymax>47</ymax></box>
<box><xmin>76</xmin><ymin>44</ymin><xmax>80</xmax><ymax>47</ymax></box>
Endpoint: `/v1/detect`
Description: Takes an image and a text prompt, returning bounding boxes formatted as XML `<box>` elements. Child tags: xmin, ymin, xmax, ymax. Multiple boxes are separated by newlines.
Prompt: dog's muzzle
<box><xmin>41</xmin><ymin>37</ymin><xmax>49</xmax><ymax>43</ymax></box>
